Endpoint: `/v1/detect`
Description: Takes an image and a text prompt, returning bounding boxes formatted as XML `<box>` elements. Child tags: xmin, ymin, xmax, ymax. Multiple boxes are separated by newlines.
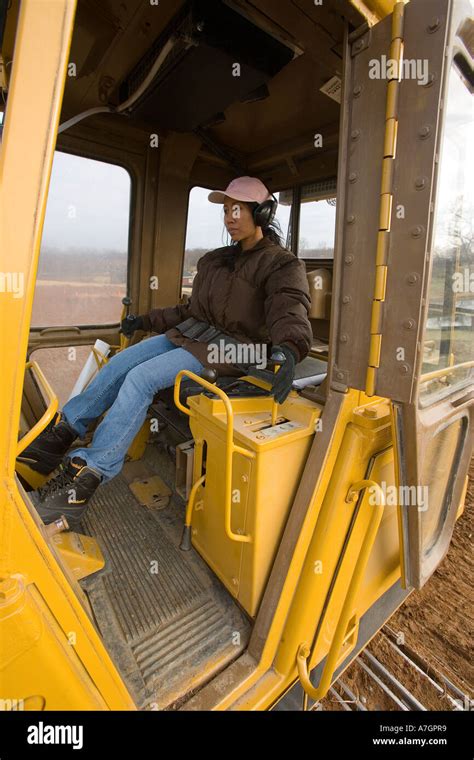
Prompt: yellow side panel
<box><xmin>188</xmin><ymin>391</ymin><xmax>321</xmax><ymax>617</ymax></box>
<box><xmin>1</xmin><ymin>580</ymin><xmax>107</xmax><ymax>710</ymax></box>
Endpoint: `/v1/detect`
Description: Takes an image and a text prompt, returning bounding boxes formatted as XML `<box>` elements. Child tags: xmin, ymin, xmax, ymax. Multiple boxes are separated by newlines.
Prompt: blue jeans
<box><xmin>62</xmin><ymin>335</ymin><xmax>203</xmax><ymax>482</ymax></box>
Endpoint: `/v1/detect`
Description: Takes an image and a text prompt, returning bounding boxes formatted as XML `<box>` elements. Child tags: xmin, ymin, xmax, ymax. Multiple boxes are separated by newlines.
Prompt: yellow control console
<box><xmin>175</xmin><ymin>371</ymin><xmax>322</xmax><ymax>617</ymax></box>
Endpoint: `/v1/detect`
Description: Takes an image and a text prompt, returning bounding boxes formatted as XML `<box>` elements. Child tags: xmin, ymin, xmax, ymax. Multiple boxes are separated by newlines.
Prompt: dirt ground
<box><xmin>31</xmin><ymin>280</ymin><xmax>125</xmax><ymax>328</ymax></box>
<box><xmin>321</xmin><ymin>458</ymin><xmax>474</xmax><ymax>711</ymax></box>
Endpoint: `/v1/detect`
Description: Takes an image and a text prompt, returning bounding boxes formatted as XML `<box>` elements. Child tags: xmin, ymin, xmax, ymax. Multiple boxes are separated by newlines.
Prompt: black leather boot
<box><xmin>30</xmin><ymin>456</ymin><xmax>102</xmax><ymax>530</ymax></box>
<box><xmin>17</xmin><ymin>412</ymin><xmax>77</xmax><ymax>475</ymax></box>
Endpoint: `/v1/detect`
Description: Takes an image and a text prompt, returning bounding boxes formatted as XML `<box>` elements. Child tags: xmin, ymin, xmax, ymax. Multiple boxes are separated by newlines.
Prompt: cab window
<box><xmin>29</xmin><ymin>151</ymin><xmax>131</xmax><ymax>406</ymax></box>
<box><xmin>420</xmin><ymin>62</ymin><xmax>473</xmax><ymax>402</ymax></box>
<box><xmin>31</xmin><ymin>151</ymin><xmax>131</xmax><ymax>328</ymax></box>
<box><xmin>181</xmin><ymin>186</ymin><xmax>225</xmax><ymax>297</ymax></box>
<box><xmin>272</xmin><ymin>189</ymin><xmax>294</xmax><ymax>249</ymax></box>
<box><xmin>296</xmin><ymin>180</ymin><xmax>337</xmax><ymax>260</ymax></box>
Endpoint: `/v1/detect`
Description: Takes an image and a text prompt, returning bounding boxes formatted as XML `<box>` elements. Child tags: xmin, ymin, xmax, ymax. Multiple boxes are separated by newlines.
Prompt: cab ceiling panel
<box><xmin>61</xmin><ymin>0</ymin><xmax>187</xmax><ymax>121</ymax></box>
<box><xmin>117</xmin><ymin>0</ymin><xmax>295</xmax><ymax>132</ymax></box>
<box><xmin>68</xmin><ymin>0</ymin><xmax>124</xmax><ymax>79</ymax></box>
<box><xmin>205</xmin><ymin>0</ymin><xmax>348</xmax><ymax>153</ymax></box>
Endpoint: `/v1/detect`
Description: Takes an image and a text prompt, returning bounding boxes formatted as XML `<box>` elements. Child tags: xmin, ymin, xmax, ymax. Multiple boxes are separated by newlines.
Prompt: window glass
<box><xmin>31</xmin><ymin>152</ymin><xmax>131</xmax><ymax>327</ymax></box>
<box><xmin>182</xmin><ymin>186</ymin><xmax>227</xmax><ymax>296</ymax></box>
<box><xmin>29</xmin><ymin>345</ymin><xmax>97</xmax><ymax>408</ymax></box>
<box><xmin>273</xmin><ymin>189</ymin><xmax>294</xmax><ymax>250</ymax></box>
<box><xmin>419</xmin><ymin>417</ymin><xmax>466</xmax><ymax>558</ymax></box>
<box><xmin>297</xmin><ymin>181</ymin><xmax>337</xmax><ymax>258</ymax></box>
<box><xmin>420</xmin><ymin>64</ymin><xmax>473</xmax><ymax>401</ymax></box>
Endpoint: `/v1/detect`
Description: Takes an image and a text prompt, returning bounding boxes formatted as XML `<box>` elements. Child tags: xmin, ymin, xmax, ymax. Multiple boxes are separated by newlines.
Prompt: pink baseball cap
<box><xmin>208</xmin><ymin>176</ymin><xmax>272</xmax><ymax>205</ymax></box>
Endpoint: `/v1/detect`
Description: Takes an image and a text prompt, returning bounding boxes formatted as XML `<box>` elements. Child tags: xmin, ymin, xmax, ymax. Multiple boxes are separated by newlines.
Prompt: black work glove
<box><xmin>270</xmin><ymin>344</ymin><xmax>297</xmax><ymax>404</ymax></box>
<box><xmin>120</xmin><ymin>314</ymin><xmax>145</xmax><ymax>338</ymax></box>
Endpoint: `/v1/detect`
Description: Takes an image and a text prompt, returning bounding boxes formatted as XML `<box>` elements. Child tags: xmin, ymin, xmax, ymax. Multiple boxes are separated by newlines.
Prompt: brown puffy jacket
<box><xmin>141</xmin><ymin>234</ymin><xmax>313</xmax><ymax>375</ymax></box>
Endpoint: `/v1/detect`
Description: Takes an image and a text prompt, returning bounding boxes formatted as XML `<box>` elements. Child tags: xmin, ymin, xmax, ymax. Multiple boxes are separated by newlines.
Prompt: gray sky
<box><xmin>184</xmin><ymin>186</ymin><xmax>335</xmax><ymax>250</ymax></box>
<box><xmin>41</xmin><ymin>151</ymin><xmax>336</xmax><ymax>253</ymax></box>
<box><xmin>41</xmin><ymin>151</ymin><xmax>131</xmax><ymax>251</ymax></box>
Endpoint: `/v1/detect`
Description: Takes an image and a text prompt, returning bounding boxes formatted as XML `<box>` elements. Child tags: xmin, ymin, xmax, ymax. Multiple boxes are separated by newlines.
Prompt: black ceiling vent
<box><xmin>118</xmin><ymin>0</ymin><xmax>295</xmax><ymax>131</ymax></box>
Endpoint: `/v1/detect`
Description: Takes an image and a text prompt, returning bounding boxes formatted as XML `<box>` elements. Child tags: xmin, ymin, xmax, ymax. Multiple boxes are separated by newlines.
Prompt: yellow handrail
<box><xmin>174</xmin><ymin>369</ymin><xmax>254</xmax><ymax>543</ymax></box>
<box><xmin>420</xmin><ymin>359</ymin><xmax>474</xmax><ymax>384</ymax></box>
<box><xmin>296</xmin><ymin>480</ymin><xmax>385</xmax><ymax>702</ymax></box>
<box><xmin>17</xmin><ymin>362</ymin><xmax>59</xmax><ymax>456</ymax></box>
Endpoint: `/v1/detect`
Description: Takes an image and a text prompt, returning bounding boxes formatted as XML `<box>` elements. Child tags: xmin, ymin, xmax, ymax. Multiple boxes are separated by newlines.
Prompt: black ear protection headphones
<box><xmin>252</xmin><ymin>193</ymin><xmax>278</xmax><ymax>228</ymax></box>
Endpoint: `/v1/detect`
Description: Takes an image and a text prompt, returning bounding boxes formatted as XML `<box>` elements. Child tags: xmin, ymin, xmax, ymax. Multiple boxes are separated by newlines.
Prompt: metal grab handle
<box><xmin>296</xmin><ymin>480</ymin><xmax>385</xmax><ymax>702</ymax></box>
<box><xmin>39</xmin><ymin>326</ymin><xmax>81</xmax><ymax>335</ymax></box>
<box><xmin>420</xmin><ymin>359</ymin><xmax>474</xmax><ymax>384</ymax></box>
<box><xmin>180</xmin><ymin>474</ymin><xmax>206</xmax><ymax>551</ymax></box>
<box><xmin>174</xmin><ymin>369</ymin><xmax>255</xmax><ymax>543</ymax></box>
<box><xmin>451</xmin><ymin>389</ymin><xmax>474</xmax><ymax>408</ymax></box>
<box><xmin>17</xmin><ymin>362</ymin><xmax>59</xmax><ymax>456</ymax></box>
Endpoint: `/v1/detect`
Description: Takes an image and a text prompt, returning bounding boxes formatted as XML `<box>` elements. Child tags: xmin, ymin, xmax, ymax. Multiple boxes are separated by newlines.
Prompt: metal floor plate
<box><xmin>78</xmin><ymin>464</ymin><xmax>251</xmax><ymax>710</ymax></box>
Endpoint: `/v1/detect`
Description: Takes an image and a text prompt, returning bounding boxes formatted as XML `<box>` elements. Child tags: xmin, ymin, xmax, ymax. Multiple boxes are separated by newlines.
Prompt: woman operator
<box><xmin>20</xmin><ymin>176</ymin><xmax>313</xmax><ymax>528</ymax></box>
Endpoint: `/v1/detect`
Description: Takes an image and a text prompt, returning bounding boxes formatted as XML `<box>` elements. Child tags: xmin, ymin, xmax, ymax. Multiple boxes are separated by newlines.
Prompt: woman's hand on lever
<box><xmin>120</xmin><ymin>314</ymin><xmax>145</xmax><ymax>338</ymax></box>
<box><xmin>270</xmin><ymin>344</ymin><xmax>297</xmax><ymax>404</ymax></box>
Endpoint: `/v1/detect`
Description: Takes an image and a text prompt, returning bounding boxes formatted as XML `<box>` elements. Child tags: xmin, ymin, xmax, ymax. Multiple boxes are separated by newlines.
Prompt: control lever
<box><xmin>119</xmin><ymin>297</ymin><xmax>133</xmax><ymax>350</ymax></box>
<box><xmin>269</xmin><ymin>348</ymin><xmax>286</xmax><ymax>425</ymax></box>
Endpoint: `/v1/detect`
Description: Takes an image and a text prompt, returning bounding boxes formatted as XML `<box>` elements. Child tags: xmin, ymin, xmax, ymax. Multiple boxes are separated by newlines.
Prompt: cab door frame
<box><xmin>0</xmin><ymin>0</ymin><xmax>136</xmax><ymax>709</ymax></box>
<box><xmin>389</xmin><ymin>0</ymin><xmax>474</xmax><ymax>588</ymax></box>
<box><xmin>328</xmin><ymin>0</ymin><xmax>473</xmax><ymax>589</ymax></box>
